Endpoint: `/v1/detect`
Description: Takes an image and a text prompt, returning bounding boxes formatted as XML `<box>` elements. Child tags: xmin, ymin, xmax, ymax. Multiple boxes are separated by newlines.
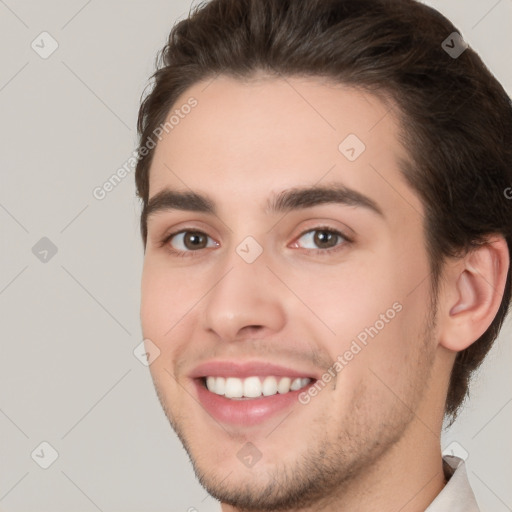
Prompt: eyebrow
<box><xmin>142</xmin><ymin>183</ymin><xmax>384</xmax><ymax>232</ymax></box>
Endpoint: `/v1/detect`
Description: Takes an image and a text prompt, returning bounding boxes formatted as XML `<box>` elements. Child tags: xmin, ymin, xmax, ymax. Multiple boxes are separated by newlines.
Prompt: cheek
<box><xmin>284</xmin><ymin>251</ymin><xmax>399</xmax><ymax>344</ymax></box>
<box><xmin>297</xmin><ymin>245</ymin><xmax>430</xmax><ymax>371</ymax></box>
<box><xmin>140</xmin><ymin>265</ymin><xmax>165</xmax><ymax>337</ymax></box>
<box><xmin>140</xmin><ymin>261</ymin><xmax>192</xmax><ymax>389</ymax></box>
<box><xmin>140</xmin><ymin>257</ymin><xmax>191</xmax><ymax>342</ymax></box>
<box><xmin>334</xmin><ymin>277</ymin><xmax>433</xmax><ymax>404</ymax></box>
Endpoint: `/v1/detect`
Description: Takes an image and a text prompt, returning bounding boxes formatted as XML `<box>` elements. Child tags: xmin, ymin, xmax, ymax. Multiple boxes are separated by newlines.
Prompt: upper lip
<box><xmin>189</xmin><ymin>360</ymin><xmax>320</xmax><ymax>380</ymax></box>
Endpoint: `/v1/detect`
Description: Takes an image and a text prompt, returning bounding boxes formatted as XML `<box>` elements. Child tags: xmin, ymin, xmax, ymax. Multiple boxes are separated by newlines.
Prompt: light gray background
<box><xmin>0</xmin><ymin>1</ymin><xmax>510</xmax><ymax>511</ymax></box>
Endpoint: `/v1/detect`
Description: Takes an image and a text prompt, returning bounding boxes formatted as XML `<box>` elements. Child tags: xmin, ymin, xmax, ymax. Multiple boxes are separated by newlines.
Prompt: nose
<box><xmin>201</xmin><ymin>250</ymin><xmax>287</xmax><ymax>342</ymax></box>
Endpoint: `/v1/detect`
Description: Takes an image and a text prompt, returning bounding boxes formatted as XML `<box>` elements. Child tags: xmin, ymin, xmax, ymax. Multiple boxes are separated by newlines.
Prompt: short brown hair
<box><xmin>135</xmin><ymin>0</ymin><xmax>512</xmax><ymax>420</ymax></box>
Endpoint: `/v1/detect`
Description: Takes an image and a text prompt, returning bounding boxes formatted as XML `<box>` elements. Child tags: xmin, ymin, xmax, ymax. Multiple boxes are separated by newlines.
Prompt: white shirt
<box><xmin>426</xmin><ymin>455</ymin><xmax>480</xmax><ymax>511</ymax></box>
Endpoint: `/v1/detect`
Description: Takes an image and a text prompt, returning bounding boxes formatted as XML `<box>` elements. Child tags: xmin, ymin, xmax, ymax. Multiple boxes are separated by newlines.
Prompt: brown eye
<box><xmin>182</xmin><ymin>231</ymin><xmax>208</xmax><ymax>250</ymax></box>
<box><xmin>167</xmin><ymin>230</ymin><xmax>218</xmax><ymax>254</ymax></box>
<box><xmin>313</xmin><ymin>230</ymin><xmax>339</xmax><ymax>249</ymax></box>
<box><xmin>294</xmin><ymin>227</ymin><xmax>349</xmax><ymax>253</ymax></box>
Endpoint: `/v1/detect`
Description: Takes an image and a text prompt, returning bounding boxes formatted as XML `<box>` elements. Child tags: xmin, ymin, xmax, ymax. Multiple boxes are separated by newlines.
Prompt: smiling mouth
<box><xmin>200</xmin><ymin>375</ymin><xmax>314</xmax><ymax>399</ymax></box>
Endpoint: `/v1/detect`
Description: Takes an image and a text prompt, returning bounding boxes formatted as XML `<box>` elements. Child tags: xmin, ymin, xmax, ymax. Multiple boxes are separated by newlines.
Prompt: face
<box><xmin>140</xmin><ymin>75</ymin><xmax>439</xmax><ymax>510</ymax></box>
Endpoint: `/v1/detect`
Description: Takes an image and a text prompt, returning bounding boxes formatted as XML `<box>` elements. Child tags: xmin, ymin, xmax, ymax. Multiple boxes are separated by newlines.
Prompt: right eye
<box><xmin>164</xmin><ymin>230</ymin><xmax>219</xmax><ymax>257</ymax></box>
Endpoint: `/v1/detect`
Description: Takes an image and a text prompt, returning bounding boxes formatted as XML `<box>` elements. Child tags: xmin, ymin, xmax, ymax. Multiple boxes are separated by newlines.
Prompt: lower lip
<box><xmin>193</xmin><ymin>379</ymin><xmax>314</xmax><ymax>427</ymax></box>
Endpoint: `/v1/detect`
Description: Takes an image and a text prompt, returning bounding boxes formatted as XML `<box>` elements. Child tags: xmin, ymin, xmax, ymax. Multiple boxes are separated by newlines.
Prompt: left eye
<box><xmin>293</xmin><ymin>228</ymin><xmax>348</xmax><ymax>251</ymax></box>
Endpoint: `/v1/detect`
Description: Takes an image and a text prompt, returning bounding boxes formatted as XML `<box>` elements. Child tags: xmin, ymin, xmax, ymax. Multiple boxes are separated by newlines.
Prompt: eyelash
<box><xmin>159</xmin><ymin>226</ymin><xmax>352</xmax><ymax>258</ymax></box>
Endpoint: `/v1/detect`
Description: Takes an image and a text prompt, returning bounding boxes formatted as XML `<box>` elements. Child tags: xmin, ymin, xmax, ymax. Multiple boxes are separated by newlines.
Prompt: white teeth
<box><xmin>207</xmin><ymin>376</ymin><xmax>226</xmax><ymax>395</ymax></box>
<box><xmin>206</xmin><ymin>376</ymin><xmax>215</xmax><ymax>392</ymax></box>
<box><xmin>205</xmin><ymin>376</ymin><xmax>312</xmax><ymax>399</ymax></box>
<box><xmin>277</xmin><ymin>377</ymin><xmax>291</xmax><ymax>394</ymax></box>
<box><xmin>290</xmin><ymin>378</ymin><xmax>302</xmax><ymax>391</ymax></box>
<box><xmin>212</xmin><ymin>376</ymin><xmax>225</xmax><ymax>395</ymax></box>
<box><xmin>243</xmin><ymin>376</ymin><xmax>262</xmax><ymax>398</ymax></box>
<box><xmin>262</xmin><ymin>376</ymin><xmax>278</xmax><ymax>396</ymax></box>
<box><xmin>225</xmin><ymin>377</ymin><xmax>243</xmax><ymax>398</ymax></box>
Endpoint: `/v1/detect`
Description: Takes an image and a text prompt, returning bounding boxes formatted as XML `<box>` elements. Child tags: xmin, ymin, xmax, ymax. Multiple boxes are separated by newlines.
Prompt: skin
<box><xmin>139</xmin><ymin>74</ymin><xmax>509</xmax><ymax>511</ymax></box>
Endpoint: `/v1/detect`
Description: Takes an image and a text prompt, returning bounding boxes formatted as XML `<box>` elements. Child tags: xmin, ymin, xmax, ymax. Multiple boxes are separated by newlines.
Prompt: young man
<box><xmin>135</xmin><ymin>0</ymin><xmax>511</xmax><ymax>510</ymax></box>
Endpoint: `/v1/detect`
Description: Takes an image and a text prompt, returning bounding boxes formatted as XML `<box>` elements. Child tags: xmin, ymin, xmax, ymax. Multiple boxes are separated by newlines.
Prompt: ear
<box><xmin>438</xmin><ymin>236</ymin><xmax>509</xmax><ymax>352</ymax></box>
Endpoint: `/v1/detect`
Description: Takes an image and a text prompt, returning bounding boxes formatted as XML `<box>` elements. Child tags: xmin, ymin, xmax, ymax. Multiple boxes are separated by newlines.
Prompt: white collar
<box><xmin>425</xmin><ymin>455</ymin><xmax>480</xmax><ymax>511</ymax></box>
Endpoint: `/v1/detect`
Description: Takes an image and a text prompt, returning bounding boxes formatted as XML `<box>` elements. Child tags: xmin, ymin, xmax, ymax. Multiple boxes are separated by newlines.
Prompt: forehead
<box><xmin>147</xmin><ymin>74</ymin><xmax>422</xmax><ymax>221</ymax></box>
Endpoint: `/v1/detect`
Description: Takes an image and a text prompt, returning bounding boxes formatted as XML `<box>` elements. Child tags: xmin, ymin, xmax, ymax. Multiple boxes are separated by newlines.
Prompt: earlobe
<box><xmin>439</xmin><ymin>237</ymin><xmax>509</xmax><ymax>352</ymax></box>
